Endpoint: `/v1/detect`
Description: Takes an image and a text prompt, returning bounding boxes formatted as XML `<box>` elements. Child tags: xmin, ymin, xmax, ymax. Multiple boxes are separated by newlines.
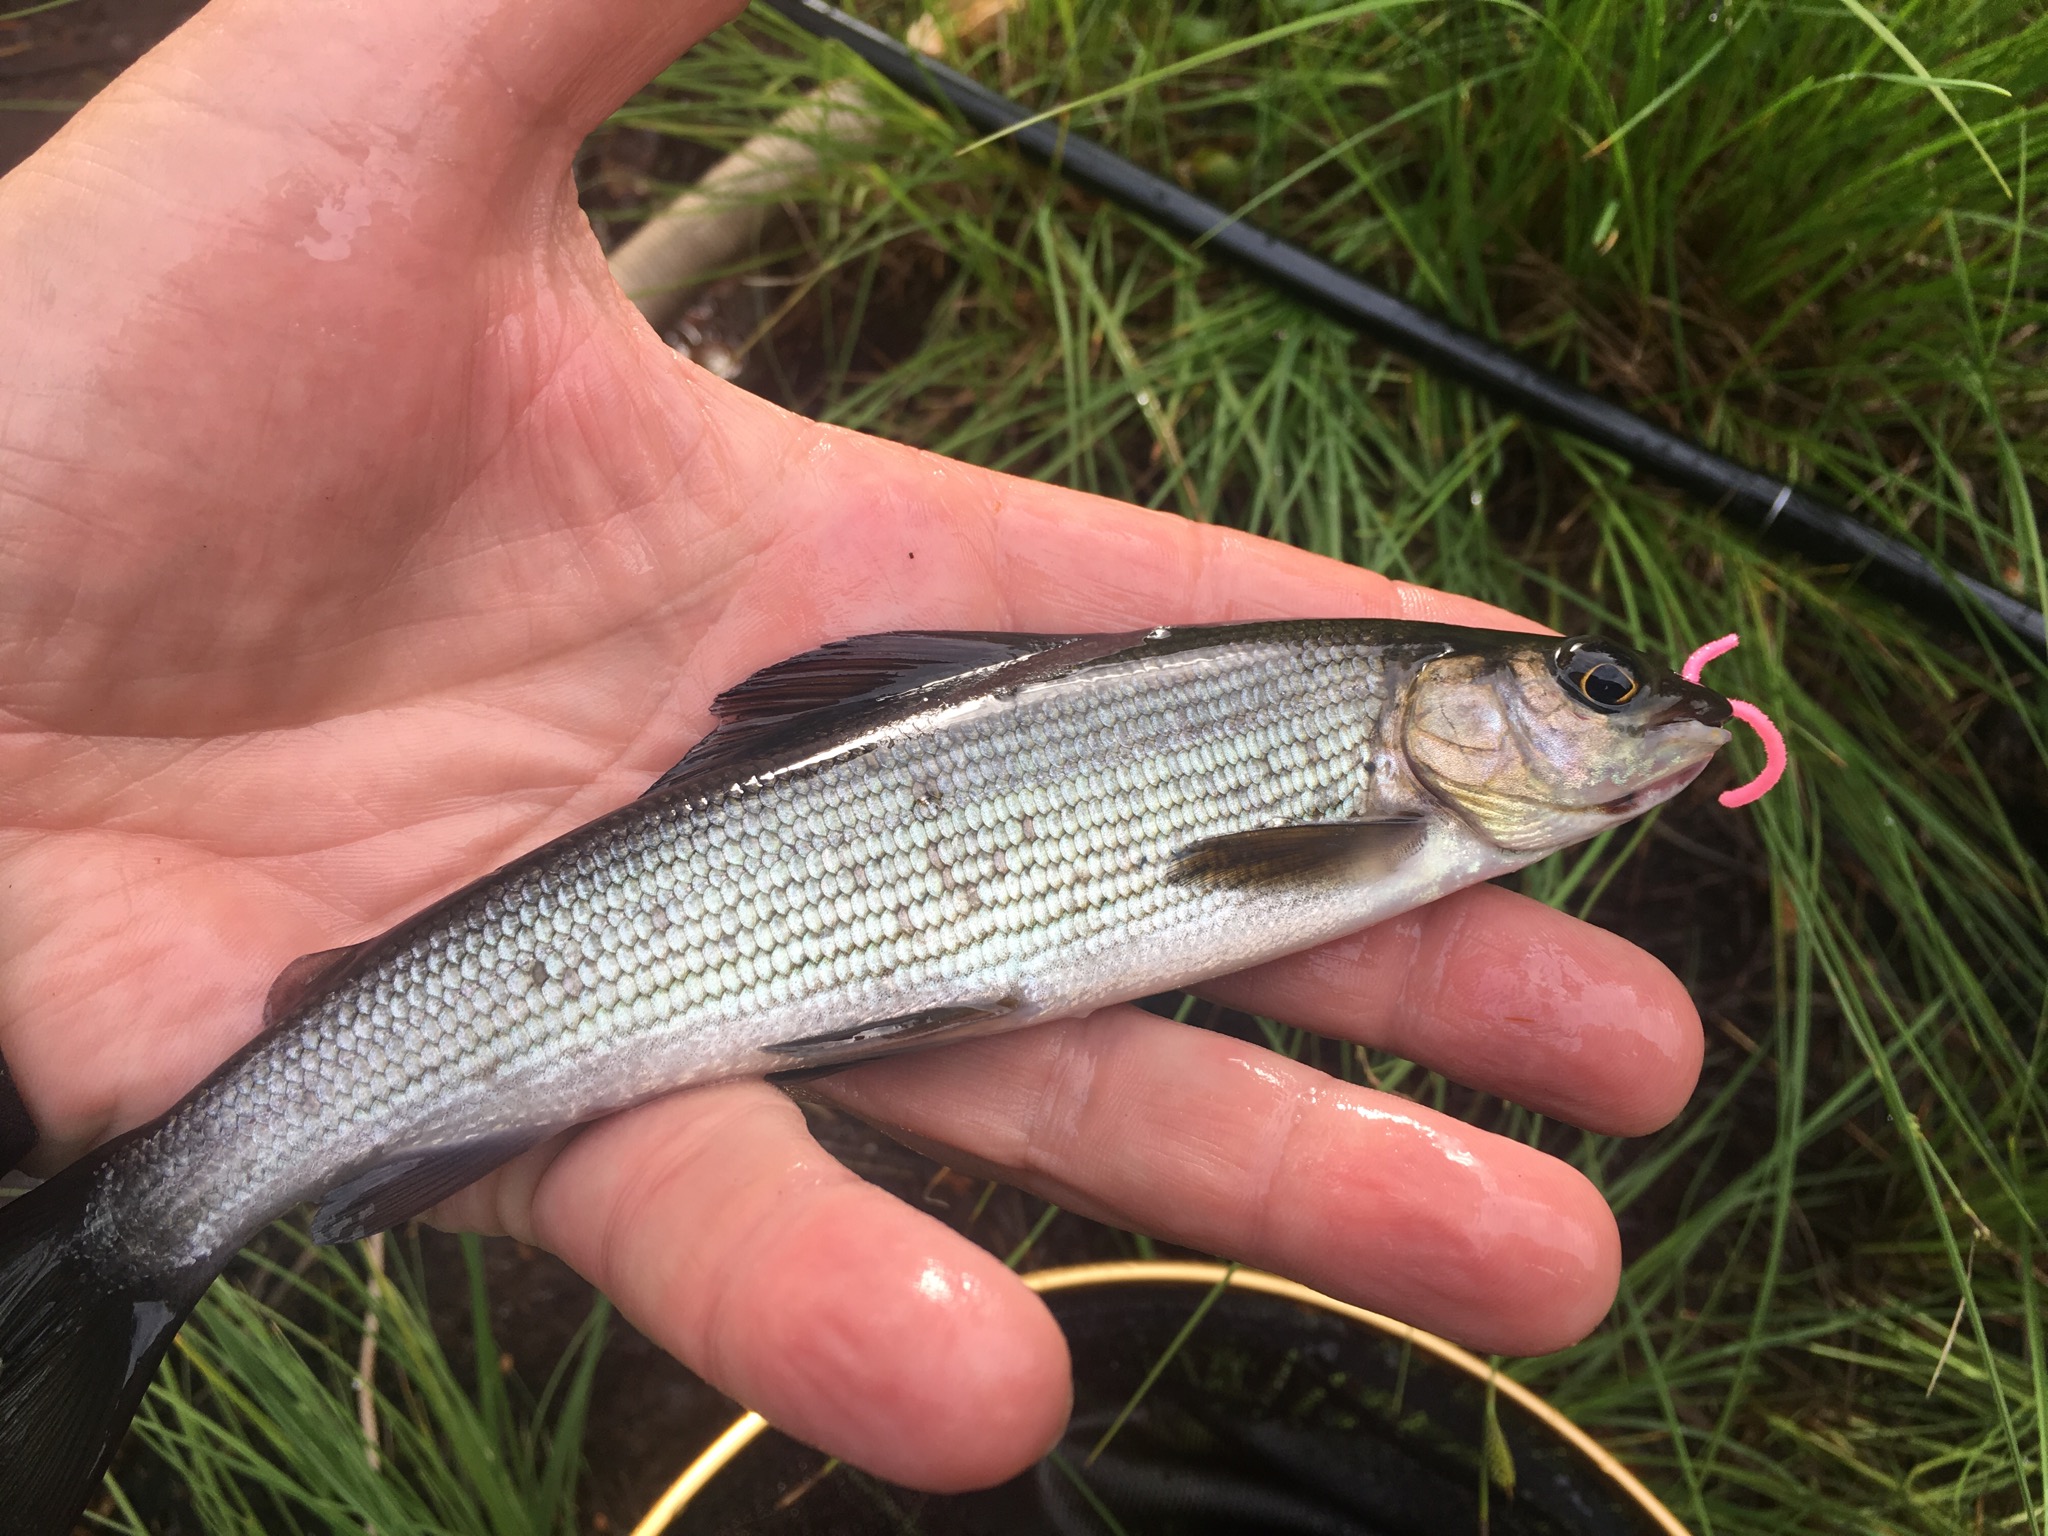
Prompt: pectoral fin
<box><xmin>1168</xmin><ymin>817</ymin><xmax>1431</xmax><ymax>892</ymax></box>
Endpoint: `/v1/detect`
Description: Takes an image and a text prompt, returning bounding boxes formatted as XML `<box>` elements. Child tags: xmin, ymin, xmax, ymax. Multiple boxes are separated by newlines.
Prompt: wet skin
<box><xmin>0</xmin><ymin>0</ymin><xmax>1703</xmax><ymax>1494</ymax></box>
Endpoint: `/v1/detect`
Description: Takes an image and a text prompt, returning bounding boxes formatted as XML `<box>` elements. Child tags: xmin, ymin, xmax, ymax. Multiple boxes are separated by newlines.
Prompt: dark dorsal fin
<box><xmin>712</xmin><ymin>631</ymin><xmax>1068</xmax><ymax>723</ymax></box>
<box><xmin>0</xmin><ymin>1050</ymin><xmax>34</xmax><ymax>1172</ymax></box>
<box><xmin>307</xmin><ymin>1131</ymin><xmax>547</xmax><ymax>1245</ymax></box>
<box><xmin>644</xmin><ymin>631</ymin><xmax>1095</xmax><ymax>799</ymax></box>
<box><xmin>264</xmin><ymin>943</ymin><xmax>370</xmax><ymax>1029</ymax></box>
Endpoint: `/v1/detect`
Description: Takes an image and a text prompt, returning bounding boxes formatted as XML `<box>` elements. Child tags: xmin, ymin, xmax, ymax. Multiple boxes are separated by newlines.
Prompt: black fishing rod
<box><xmin>759</xmin><ymin>0</ymin><xmax>2046</xmax><ymax>659</ymax></box>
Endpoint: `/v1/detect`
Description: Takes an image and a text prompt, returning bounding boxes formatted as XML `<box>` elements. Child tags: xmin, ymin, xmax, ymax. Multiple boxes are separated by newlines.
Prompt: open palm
<box><xmin>0</xmin><ymin>0</ymin><xmax>1704</xmax><ymax>1489</ymax></box>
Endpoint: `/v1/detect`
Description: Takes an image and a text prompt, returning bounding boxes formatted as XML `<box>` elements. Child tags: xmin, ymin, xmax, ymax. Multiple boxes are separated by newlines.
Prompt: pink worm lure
<box><xmin>1680</xmin><ymin>634</ymin><xmax>1786</xmax><ymax>808</ymax></box>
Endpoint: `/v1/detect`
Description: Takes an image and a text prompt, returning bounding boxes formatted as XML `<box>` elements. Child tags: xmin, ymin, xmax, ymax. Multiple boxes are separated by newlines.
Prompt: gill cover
<box><xmin>1401</xmin><ymin>637</ymin><xmax>1728</xmax><ymax>852</ymax></box>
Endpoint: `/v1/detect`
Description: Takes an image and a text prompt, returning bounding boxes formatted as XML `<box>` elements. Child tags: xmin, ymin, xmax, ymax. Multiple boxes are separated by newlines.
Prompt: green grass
<box><xmin>610</xmin><ymin>2</ymin><xmax>2048</xmax><ymax>1531</ymax></box>
<box><xmin>100</xmin><ymin>1231</ymin><xmax>607</xmax><ymax>1536</ymax></box>
<box><xmin>120</xmin><ymin>2</ymin><xmax>2046</xmax><ymax>1532</ymax></box>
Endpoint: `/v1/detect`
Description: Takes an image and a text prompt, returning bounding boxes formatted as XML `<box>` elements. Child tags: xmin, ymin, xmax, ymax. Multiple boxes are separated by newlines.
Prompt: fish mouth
<box><xmin>1649</xmin><ymin>680</ymin><xmax>1733</xmax><ymax>728</ymax></box>
<box><xmin>1598</xmin><ymin>758</ymin><xmax>1713</xmax><ymax>817</ymax></box>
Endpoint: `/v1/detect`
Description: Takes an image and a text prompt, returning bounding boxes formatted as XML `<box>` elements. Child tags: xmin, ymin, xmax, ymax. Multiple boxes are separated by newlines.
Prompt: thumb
<box><xmin>0</xmin><ymin>0</ymin><xmax>752</xmax><ymax>728</ymax></box>
<box><xmin>139</xmin><ymin>0</ymin><xmax>743</xmax><ymax>158</ymax></box>
<box><xmin>9</xmin><ymin>0</ymin><xmax>747</xmax><ymax>259</ymax></box>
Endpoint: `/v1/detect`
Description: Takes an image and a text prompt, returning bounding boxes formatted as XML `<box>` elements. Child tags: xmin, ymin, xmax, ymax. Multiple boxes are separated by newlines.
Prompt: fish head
<box><xmin>1400</xmin><ymin>634</ymin><xmax>1732</xmax><ymax>852</ymax></box>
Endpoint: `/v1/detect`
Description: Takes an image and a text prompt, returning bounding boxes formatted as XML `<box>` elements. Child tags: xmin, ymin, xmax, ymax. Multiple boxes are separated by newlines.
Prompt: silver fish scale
<box><xmin>95</xmin><ymin>632</ymin><xmax>1409</xmax><ymax>1270</ymax></box>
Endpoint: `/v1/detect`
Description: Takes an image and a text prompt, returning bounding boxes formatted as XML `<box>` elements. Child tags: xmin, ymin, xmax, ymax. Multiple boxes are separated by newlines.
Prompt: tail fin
<box><xmin>0</xmin><ymin>1155</ymin><xmax>208</xmax><ymax>1535</ymax></box>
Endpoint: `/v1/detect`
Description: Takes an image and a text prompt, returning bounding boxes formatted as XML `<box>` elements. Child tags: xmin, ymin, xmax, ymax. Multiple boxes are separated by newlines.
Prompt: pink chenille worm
<box><xmin>1681</xmin><ymin>634</ymin><xmax>1787</xmax><ymax>808</ymax></box>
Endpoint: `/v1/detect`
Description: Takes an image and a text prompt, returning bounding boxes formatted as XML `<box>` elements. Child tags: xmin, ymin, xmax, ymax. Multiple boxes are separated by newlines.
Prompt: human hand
<box><xmin>0</xmin><ymin>0</ymin><xmax>1702</xmax><ymax>1492</ymax></box>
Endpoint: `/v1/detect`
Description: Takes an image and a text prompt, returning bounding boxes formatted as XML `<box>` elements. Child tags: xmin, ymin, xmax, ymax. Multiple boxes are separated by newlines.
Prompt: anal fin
<box><xmin>308</xmin><ymin>1132</ymin><xmax>545</xmax><ymax>1245</ymax></box>
<box><xmin>763</xmin><ymin>1000</ymin><xmax>1016</xmax><ymax>1082</ymax></box>
<box><xmin>1169</xmin><ymin>817</ymin><xmax>1430</xmax><ymax>891</ymax></box>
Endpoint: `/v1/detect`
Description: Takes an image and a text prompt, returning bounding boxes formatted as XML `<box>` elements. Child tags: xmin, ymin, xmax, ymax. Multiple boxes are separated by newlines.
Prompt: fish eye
<box><xmin>1555</xmin><ymin>639</ymin><xmax>1642</xmax><ymax>713</ymax></box>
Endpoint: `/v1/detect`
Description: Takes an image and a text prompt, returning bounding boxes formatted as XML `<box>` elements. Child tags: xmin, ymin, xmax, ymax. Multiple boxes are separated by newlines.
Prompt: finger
<box><xmin>747</xmin><ymin>426</ymin><xmax>1546</xmax><ymax>645</ymax></box>
<box><xmin>1198</xmin><ymin>884</ymin><xmax>1705</xmax><ymax>1136</ymax></box>
<box><xmin>444</xmin><ymin>1080</ymin><xmax>1072</xmax><ymax>1491</ymax></box>
<box><xmin>821</xmin><ymin>1007</ymin><xmax>1621</xmax><ymax>1356</ymax></box>
<box><xmin>991</xmin><ymin>472</ymin><xmax>1543</xmax><ymax>634</ymax></box>
<box><xmin>58</xmin><ymin>0</ymin><xmax>746</xmax><ymax>169</ymax></box>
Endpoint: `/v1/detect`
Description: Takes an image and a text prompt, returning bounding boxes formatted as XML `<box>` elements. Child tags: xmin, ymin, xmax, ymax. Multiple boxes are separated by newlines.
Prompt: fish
<box><xmin>0</xmin><ymin>618</ymin><xmax>1731</xmax><ymax>1530</ymax></box>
